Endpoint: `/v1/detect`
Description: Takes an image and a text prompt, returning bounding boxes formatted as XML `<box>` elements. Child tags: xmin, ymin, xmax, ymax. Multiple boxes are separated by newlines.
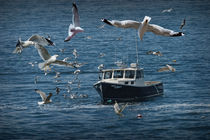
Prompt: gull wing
<box><xmin>35</xmin><ymin>89</ymin><xmax>47</xmax><ymax>101</ymax></box>
<box><xmin>28</xmin><ymin>35</ymin><xmax>48</xmax><ymax>46</ymax></box>
<box><xmin>147</xmin><ymin>24</ymin><xmax>184</xmax><ymax>37</ymax></box>
<box><xmin>45</xmin><ymin>93</ymin><xmax>52</xmax><ymax>102</ymax></box>
<box><xmin>119</xmin><ymin>103</ymin><xmax>128</xmax><ymax>113</ymax></box>
<box><xmin>158</xmin><ymin>66</ymin><xmax>169</xmax><ymax>72</ymax></box>
<box><xmin>102</xmin><ymin>19</ymin><xmax>141</xmax><ymax>29</ymax></box>
<box><xmin>35</xmin><ymin>44</ymin><xmax>51</xmax><ymax>61</ymax></box>
<box><xmin>52</xmin><ymin>60</ymin><xmax>74</xmax><ymax>67</ymax></box>
<box><xmin>72</xmin><ymin>3</ymin><xmax>80</xmax><ymax>27</ymax></box>
<box><xmin>114</xmin><ymin>102</ymin><xmax>120</xmax><ymax>113</ymax></box>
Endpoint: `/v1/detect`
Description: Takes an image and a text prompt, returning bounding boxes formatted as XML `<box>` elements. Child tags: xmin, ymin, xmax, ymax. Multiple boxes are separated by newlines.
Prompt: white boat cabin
<box><xmin>100</xmin><ymin>64</ymin><xmax>145</xmax><ymax>86</ymax></box>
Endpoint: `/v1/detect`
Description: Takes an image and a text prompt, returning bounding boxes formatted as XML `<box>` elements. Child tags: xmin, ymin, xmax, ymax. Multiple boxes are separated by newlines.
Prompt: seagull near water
<box><xmin>101</xmin><ymin>16</ymin><xmax>184</xmax><ymax>40</ymax></box>
<box><xmin>35</xmin><ymin>89</ymin><xmax>52</xmax><ymax>105</ymax></box>
<box><xmin>114</xmin><ymin>101</ymin><xmax>128</xmax><ymax>116</ymax></box>
<box><xmin>13</xmin><ymin>34</ymin><xmax>55</xmax><ymax>54</ymax></box>
<box><xmin>146</xmin><ymin>51</ymin><xmax>163</xmax><ymax>56</ymax></box>
<box><xmin>35</xmin><ymin>44</ymin><xmax>74</xmax><ymax>71</ymax></box>
<box><xmin>161</xmin><ymin>8</ymin><xmax>173</xmax><ymax>13</ymax></box>
<box><xmin>158</xmin><ymin>64</ymin><xmax>176</xmax><ymax>72</ymax></box>
<box><xmin>64</xmin><ymin>3</ymin><xmax>84</xmax><ymax>42</ymax></box>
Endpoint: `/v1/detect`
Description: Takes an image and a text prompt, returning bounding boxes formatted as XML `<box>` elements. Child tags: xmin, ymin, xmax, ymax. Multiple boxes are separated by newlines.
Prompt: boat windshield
<box><xmin>113</xmin><ymin>70</ymin><xmax>124</xmax><ymax>78</ymax></box>
<box><xmin>136</xmin><ymin>70</ymin><xmax>144</xmax><ymax>79</ymax></box>
<box><xmin>104</xmin><ymin>71</ymin><xmax>112</xmax><ymax>79</ymax></box>
<box><xmin>125</xmin><ymin>70</ymin><xmax>135</xmax><ymax>79</ymax></box>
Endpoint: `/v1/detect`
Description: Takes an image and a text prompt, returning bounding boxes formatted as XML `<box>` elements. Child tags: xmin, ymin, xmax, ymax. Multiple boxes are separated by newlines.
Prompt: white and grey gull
<box><xmin>35</xmin><ymin>44</ymin><xmax>74</xmax><ymax>71</ymax></box>
<box><xmin>102</xmin><ymin>16</ymin><xmax>184</xmax><ymax>40</ymax></box>
<box><xmin>64</xmin><ymin>3</ymin><xmax>84</xmax><ymax>42</ymax></box>
<box><xmin>13</xmin><ymin>34</ymin><xmax>55</xmax><ymax>54</ymax></box>
<box><xmin>35</xmin><ymin>89</ymin><xmax>52</xmax><ymax>105</ymax></box>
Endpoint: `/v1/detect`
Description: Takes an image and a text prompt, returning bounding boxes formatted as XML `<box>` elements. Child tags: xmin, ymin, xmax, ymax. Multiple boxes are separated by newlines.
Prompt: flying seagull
<box><xmin>146</xmin><ymin>51</ymin><xmax>163</xmax><ymax>56</ymax></box>
<box><xmin>161</xmin><ymin>8</ymin><xmax>173</xmax><ymax>13</ymax></box>
<box><xmin>101</xmin><ymin>16</ymin><xmax>184</xmax><ymax>40</ymax></box>
<box><xmin>35</xmin><ymin>44</ymin><xmax>74</xmax><ymax>71</ymax></box>
<box><xmin>64</xmin><ymin>3</ymin><xmax>84</xmax><ymax>42</ymax></box>
<box><xmin>158</xmin><ymin>64</ymin><xmax>176</xmax><ymax>72</ymax></box>
<box><xmin>114</xmin><ymin>101</ymin><xmax>128</xmax><ymax>116</ymax></box>
<box><xmin>35</xmin><ymin>89</ymin><xmax>52</xmax><ymax>105</ymax></box>
<box><xmin>13</xmin><ymin>34</ymin><xmax>55</xmax><ymax>54</ymax></box>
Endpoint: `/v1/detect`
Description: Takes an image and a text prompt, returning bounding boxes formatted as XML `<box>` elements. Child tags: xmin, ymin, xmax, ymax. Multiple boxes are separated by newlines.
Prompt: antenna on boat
<box><xmin>135</xmin><ymin>32</ymin><xmax>139</xmax><ymax>67</ymax></box>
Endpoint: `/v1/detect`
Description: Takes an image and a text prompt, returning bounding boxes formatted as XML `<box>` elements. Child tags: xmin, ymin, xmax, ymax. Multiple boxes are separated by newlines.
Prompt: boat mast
<box><xmin>135</xmin><ymin>32</ymin><xmax>139</xmax><ymax>67</ymax></box>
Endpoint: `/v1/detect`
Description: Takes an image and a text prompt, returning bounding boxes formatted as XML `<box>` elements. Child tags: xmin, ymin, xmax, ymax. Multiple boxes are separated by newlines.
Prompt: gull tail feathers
<box><xmin>38</xmin><ymin>62</ymin><xmax>49</xmax><ymax>70</ymax></box>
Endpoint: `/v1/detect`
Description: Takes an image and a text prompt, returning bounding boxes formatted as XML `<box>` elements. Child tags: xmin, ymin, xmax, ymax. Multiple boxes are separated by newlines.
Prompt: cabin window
<box><xmin>136</xmin><ymin>70</ymin><xmax>141</xmax><ymax>79</ymax></box>
<box><xmin>131</xmin><ymin>81</ymin><xmax>134</xmax><ymax>84</ymax></box>
<box><xmin>125</xmin><ymin>70</ymin><xmax>135</xmax><ymax>79</ymax></box>
<box><xmin>113</xmin><ymin>70</ymin><xmax>123</xmax><ymax>78</ymax></box>
<box><xmin>125</xmin><ymin>82</ymin><xmax>128</xmax><ymax>84</ymax></box>
<box><xmin>104</xmin><ymin>71</ymin><xmax>112</xmax><ymax>79</ymax></box>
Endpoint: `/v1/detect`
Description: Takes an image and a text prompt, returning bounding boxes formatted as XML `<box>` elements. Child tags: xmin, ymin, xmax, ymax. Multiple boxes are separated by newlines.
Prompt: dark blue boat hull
<box><xmin>94</xmin><ymin>82</ymin><xmax>163</xmax><ymax>103</ymax></box>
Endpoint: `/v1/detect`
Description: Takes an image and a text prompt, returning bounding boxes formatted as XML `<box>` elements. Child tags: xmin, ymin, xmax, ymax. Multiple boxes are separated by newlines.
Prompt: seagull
<box><xmin>98</xmin><ymin>64</ymin><xmax>104</xmax><ymax>71</ymax></box>
<box><xmin>72</xmin><ymin>62</ymin><xmax>87</xmax><ymax>68</ymax></box>
<box><xmin>101</xmin><ymin>16</ymin><xmax>184</xmax><ymax>40</ymax></box>
<box><xmin>35</xmin><ymin>89</ymin><xmax>52</xmax><ymax>105</ymax></box>
<box><xmin>34</xmin><ymin>44</ymin><xmax>74</xmax><ymax>72</ymax></box>
<box><xmin>70</xmin><ymin>93</ymin><xmax>77</xmax><ymax>99</ymax></box>
<box><xmin>13</xmin><ymin>34</ymin><xmax>55</xmax><ymax>54</ymax></box>
<box><xmin>114</xmin><ymin>101</ymin><xmax>128</xmax><ymax>116</ymax></box>
<box><xmin>56</xmin><ymin>87</ymin><xmax>60</xmax><ymax>94</ymax></box>
<box><xmin>53</xmin><ymin>69</ymin><xmax>61</xmax><ymax>79</ymax></box>
<box><xmin>73</xmin><ymin>48</ymin><xmax>78</xmax><ymax>59</ymax></box>
<box><xmin>161</xmin><ymin>8</ymin><xmax>173</xmax><ymax>13</ymax></box>
<box><xmin>64</xmin><ymin>3</ymin><xmax>84</xmax><ymax>42</ymax></box>
<box><xmin>180</xmin><ymin>18</ymin><xmax>186</xmax><ymax>29</ymax></box>
<box><xmin>146</xmin><ymin>51</ymin><xmax>163</xmax><ymax>56</ymax></box>
<box><xmin>158</xmin><ymin>64</ymin><xmax>176</xmax><ymax>72</ymax></box>
<box><xmin>98</xmin><ymin>53</ymin><xmax>105</xmax><ymax>58</ymax></box>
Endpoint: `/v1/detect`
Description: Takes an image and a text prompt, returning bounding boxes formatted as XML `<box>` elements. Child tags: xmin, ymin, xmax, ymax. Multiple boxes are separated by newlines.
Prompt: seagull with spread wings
<box><xmin>13</xmin><ymin>34</ymin><xmax>55</xmax><ymax>54</ymax></box>
<box><xmin>158</xmin><ymin>64</ymin><xmax>176</xmax><ymax>72</ymax></box>
<box><xmin>35</xmin><ymin>44</ymin><xmax>74</xmax><ymax>71</ymax></box>
<box><xmin>114</xmin><ymin>101</ymin><xmax>128</xmax><ymax>117</ymax></box>
<box><xmin>35</xmin><ymin>89</ymin><xmax>52</xmax><ymax>105</ymax></box>
<box><xmin>64</xmin><ymin>3</ymin><xmax>84</xmax><ymax>42</ymax></box>
<box><xmin>102</xmin><ymin>16</ymin><xmax>184</xmax><ymax>40</ymax></box>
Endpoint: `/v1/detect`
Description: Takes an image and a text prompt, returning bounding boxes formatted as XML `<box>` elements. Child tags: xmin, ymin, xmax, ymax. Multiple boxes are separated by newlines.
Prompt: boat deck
<box><xmin>145</xmin><ymin>81</ymin><xmax>162</xmax><ymax>86</ymax></box>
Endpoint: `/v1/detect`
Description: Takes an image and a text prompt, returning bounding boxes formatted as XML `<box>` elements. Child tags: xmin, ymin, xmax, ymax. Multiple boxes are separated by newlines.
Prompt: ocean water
<box><xmin>0</xmin><ymin>0</ymin><xmax>210</xmax><ymax>139</ymax></box>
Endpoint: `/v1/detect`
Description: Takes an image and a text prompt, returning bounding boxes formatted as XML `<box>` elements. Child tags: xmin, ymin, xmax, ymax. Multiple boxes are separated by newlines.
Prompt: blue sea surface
<box><xmin>0</xmin><ymin>0</ymin><xmax>210</xmax><ymax>139</ymax></box>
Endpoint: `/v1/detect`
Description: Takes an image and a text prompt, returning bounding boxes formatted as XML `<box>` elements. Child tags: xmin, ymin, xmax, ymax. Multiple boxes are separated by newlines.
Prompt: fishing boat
<box><xmin>94</xmin><ymin>63</ymin><xmax>163</xmax><ymax>103</ymax></box>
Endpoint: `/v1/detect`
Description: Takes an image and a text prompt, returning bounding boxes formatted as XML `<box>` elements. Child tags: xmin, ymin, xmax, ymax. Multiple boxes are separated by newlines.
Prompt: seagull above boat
<box><xmin>13</xmin><ymin>34</ymin><xmax>55</xmax><ymax>54</ymax></box>
<box><xmin>158</xmin><ymin>64</ymin><xmax>176</xmax><ymax>72</ymax></box>
<box><xmin>114</xmin><ymin>101</ymin><xmax>128</xmax><ymax>117</ymax></box>
<box><xmin>35</xmin><ymin>44</ymin><xmax>74</xmax><ymax>71</ymax></box>
<box><xmin>101</xmin><ymin>16</ymin><xmax>184</xmax><ymax>40</ymax></box>
<box><xmin>35</xmin><ymin>89</ymin><xmax>52</xmax><ymax>105</ymax></box>
<box><xmin>64</xmin><ymin>3</ymin><xmax>84</xmax><ymax>42</ymax></box>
